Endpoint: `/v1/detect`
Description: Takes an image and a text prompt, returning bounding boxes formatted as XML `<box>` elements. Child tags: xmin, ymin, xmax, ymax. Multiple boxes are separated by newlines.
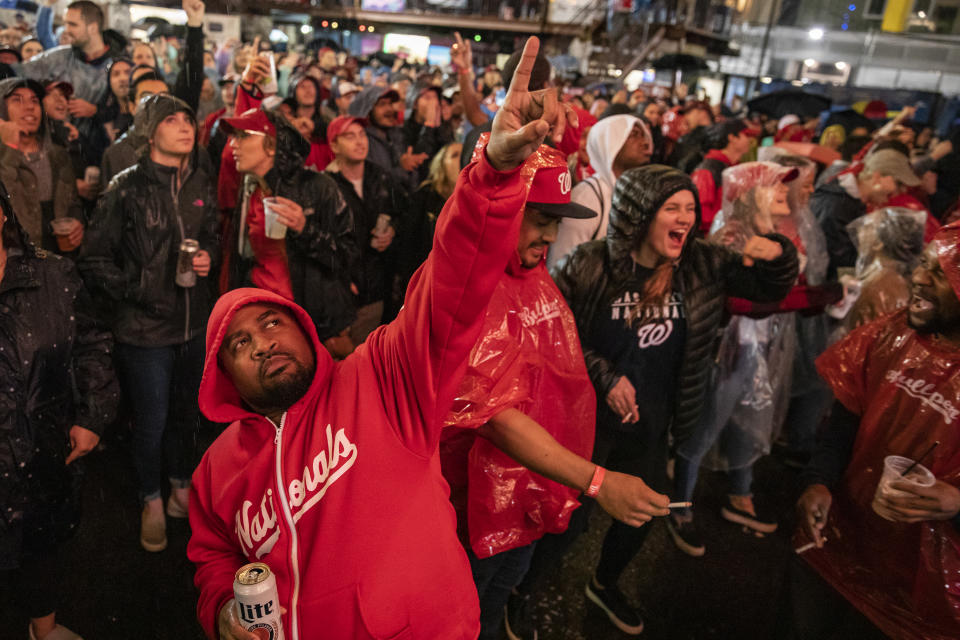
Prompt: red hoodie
<box><xmin>188</xmin><ymin>150</ymin><xmax>526</xmax><ymax>640</ymax></box>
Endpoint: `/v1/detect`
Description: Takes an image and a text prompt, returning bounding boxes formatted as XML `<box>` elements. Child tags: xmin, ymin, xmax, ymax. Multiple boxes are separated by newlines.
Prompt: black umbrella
<box><xmin>823</xmin><ymin>108</ymin><xmax>876</xmax><ymax>135</ymax></box>
<box><xmin>650</xmin><ymin>53</ymin><xmax>709</xmax><ymax>71</ymax></box>
<box><xmin>747</xmin><ymin>89</ymin><xmax>832</xmax><ymax>120</ymax></box>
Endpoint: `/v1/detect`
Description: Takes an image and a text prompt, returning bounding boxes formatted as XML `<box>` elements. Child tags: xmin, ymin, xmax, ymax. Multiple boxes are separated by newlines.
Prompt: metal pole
<box><xmin>755</xmin><ymin>0</ymin><xmax>780</xmax><ymax>81</ymax></box>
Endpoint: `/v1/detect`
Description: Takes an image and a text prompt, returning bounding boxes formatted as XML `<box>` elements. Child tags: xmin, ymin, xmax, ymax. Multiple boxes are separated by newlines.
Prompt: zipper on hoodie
<box><xmin>273</xmin><ymin>413</ymin><xmax>301</xmax><ymax>640</ymax></box>
<box><xmin>171</xmin><ymin>173</ymin><xmax>192</xmax><ymax>344</ymax></box>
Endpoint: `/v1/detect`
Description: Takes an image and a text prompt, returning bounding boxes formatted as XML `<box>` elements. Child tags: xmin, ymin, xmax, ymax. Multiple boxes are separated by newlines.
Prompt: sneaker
<box><xmin>584</xmin><ymin>576</ymin><xmax>644</xmax><ymax>635</ymax></box>
<box><xmin>721</xmin><ymin>495</ymin><xmax>778</xmax><ymax>534</ymax></box>
<box><xmin>666</xmin><ymin>515</ymin><xmax>706</xmax><ymax>557</ymax></box>
<box><xmin>504</xmin><ymin>590</ymin><xmax>537</xmax><ymax>640</ymax></box>
<box><xmin>140</xmin><ymin>504</ymin><xmax>168</xmax><ymax>552</ymax></box>
<box><xmin>28</xmin><ymin>624</ymin><xmax>83</xmax><ymax>640</ymax></box>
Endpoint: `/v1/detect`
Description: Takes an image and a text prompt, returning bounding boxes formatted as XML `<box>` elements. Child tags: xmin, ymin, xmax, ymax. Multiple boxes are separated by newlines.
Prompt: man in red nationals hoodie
<box><xmin>187</xmin><ymin>37</ymin><xmax>577</xmax><ymax>640</ymax></box>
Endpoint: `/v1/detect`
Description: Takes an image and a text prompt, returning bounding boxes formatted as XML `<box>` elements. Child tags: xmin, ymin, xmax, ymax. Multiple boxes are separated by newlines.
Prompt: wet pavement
<box><xmin>2</xmin><ymin>425</ymin><xmax>809</xmax><ymax>640</ymax></box>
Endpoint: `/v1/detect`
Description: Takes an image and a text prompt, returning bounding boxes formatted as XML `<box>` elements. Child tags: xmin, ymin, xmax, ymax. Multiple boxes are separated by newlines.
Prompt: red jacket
<box><xmin>691</xmin><ymin>149</ymin><xmax>734</xmax><ymax>234</ymax></box>
<box><xmin>187</xmin><ymin>151</ymin><xmax>526</xmax><ymax>640</ymax></box>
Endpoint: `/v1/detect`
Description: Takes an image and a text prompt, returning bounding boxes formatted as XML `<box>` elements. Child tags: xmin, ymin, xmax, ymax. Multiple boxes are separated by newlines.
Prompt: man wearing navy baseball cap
<box><xmin>440</xmin><ymin>144</ymin><xmax>668</xmax><ymax>640</ymax></box>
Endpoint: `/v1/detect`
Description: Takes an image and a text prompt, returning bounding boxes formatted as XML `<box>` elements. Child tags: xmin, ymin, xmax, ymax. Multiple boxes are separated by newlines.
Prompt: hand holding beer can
<box><xmin>176</xmin><ymin>239</ymin><xmax>199</xmax><ymax>288</ymax></box>
<box><xmin>234</xmin><ymin>562</ymin><xmax>285</xmax><ymax>640</ymax></box>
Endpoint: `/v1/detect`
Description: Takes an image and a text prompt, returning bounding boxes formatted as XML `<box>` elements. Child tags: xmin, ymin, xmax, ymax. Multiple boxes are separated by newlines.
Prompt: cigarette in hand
<box><xmin>795</xmin><ymin>538</ymin><xmax>827</xmax><ymax>554</ymax></box>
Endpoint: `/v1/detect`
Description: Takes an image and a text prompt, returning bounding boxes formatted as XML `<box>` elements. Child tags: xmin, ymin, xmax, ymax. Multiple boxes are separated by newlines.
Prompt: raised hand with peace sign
<box><xmin>485</xmin><ymin>37</ymin><xmax>577</xmax><ymax>172</ymax></box>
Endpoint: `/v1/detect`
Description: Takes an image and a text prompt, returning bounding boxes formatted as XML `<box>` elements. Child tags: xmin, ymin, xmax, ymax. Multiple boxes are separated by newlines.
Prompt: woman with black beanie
<box><xmin>549</xmin><ymin>164</ymin><xmax>799</xmax><ymax>634</ymax></box>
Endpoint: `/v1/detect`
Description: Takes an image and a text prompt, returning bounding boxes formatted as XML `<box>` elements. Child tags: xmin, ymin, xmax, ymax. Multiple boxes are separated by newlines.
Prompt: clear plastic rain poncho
<box><xmin>839</xmin><ymin>207</ymin><xmax>927</xmax><ymax>334</ymax></box>
<box><xmin>757</xmin><ymin>147</ymin><xmax>829</xmax><ymax>285</ymax></box>
<box><xmin>807</xmin><ymin>221</ymin><xmax>960</xmax><ymax>638</ymax></box>
<box><xmin>756</xmin><ymin>147</ymin><xmax>837</xmax><ymax>413</ymax></box>
<box><xmin>683</xmin><ymin>162</ymin><xmax>801</xmax><ymax>471</ymax></box>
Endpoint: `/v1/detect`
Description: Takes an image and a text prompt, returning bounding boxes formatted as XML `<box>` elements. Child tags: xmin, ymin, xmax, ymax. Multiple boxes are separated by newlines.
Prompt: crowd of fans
<box><xmin>1</xmin><ymin>2</ymin><xmax>959</xmax><ymax>639</ymax></box>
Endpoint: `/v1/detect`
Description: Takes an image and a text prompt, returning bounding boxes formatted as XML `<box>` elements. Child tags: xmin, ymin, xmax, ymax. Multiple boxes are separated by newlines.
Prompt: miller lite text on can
<box><xmin>234</xmin><ymin>562</ymin><xmax>285</xmax><ymax>640</ymax></box>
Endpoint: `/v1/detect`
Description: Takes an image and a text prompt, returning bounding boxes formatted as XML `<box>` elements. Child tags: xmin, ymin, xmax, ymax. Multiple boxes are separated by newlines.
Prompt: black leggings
<box><xmin>519</xmin><ymin>409</ymin><xmax>670</xmax><ymax>591</ymax></box>
<box><xmin>593</xmin><ymin>415</ymin><xmax>670</xmax><ymax>586</ymax></box>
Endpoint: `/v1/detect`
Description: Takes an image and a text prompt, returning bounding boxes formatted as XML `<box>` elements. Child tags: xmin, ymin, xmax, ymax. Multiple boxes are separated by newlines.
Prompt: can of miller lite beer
<box><xmin>234</xmin><ymin>562</ymin><xmax>285</xmax><ymax>640</ymax></box>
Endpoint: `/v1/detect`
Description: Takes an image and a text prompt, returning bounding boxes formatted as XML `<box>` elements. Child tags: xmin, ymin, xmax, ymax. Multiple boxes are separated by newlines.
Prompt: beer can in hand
<box><xmin>234</xmin><ymin>562</ymin><xmax>285</xmax><ymax>640</ymax></box>
<box><xmin>176</xmin><ymin>239</ymin><xmax>199</xmax><ymax>288</ymax></box>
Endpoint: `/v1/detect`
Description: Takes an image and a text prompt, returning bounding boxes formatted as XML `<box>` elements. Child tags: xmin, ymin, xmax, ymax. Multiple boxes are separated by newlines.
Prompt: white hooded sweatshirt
<box><xmin>547</xmin><ymin>114</ymin><xmax>650</xmax><ymax>271</ymax></box>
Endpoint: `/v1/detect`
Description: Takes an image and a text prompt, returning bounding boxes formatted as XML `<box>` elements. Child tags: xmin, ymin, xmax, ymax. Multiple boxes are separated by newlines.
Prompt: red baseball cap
<box><xmin>527</xmin><ymin>164</ymin><xmax>596</xmax><ymax>219</ymax></box>
<box><xmin>220</xmin><ymin>108</ymin><xmax>276</xmax><ymax>137</ymax></box>
<box><xmin>327</xmin><ymin>115</ymin><xmax>368</xmax><ymax>145</ymax></box>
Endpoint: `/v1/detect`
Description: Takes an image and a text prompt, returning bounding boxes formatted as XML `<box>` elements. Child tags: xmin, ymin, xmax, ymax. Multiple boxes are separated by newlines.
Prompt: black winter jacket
<box><xmin>552</xmin><ymin>235</ymin><xmax>798</xmax><ymax>445</ymax></box>
<box><xmin>810</xmin><ymin>179</ymin><xmax>866</xmax><ymax>280</ymax></box>
<box><xmin>0</xmin><ymin>206</ymin><xmax>118</xmax><ymax>567</ymax></box>
<box><xmin>231</xmin><ymin>111</ymin><xmax>358</xmax><ymax>341</ymax></box>
<box><xmin>80</xmin><ymin>152</ymin><xmax>220</xmax><ymax>347</ymax></box>
<box><xmin>327</xmin><ymin>161</ymin><xmax>410</xmax><ymax>309</ymax></box>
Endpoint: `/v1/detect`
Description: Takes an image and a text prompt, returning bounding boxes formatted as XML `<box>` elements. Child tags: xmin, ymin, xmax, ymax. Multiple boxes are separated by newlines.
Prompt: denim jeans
<box><xmin>115</xmin><ymin>336</ymin><xmax>205</xmax><ymax>503</ymax></box>
<box><xmin>468</xmin><ymin>542</ymin><xmax>538</xmax><ymax>640</ymax></box>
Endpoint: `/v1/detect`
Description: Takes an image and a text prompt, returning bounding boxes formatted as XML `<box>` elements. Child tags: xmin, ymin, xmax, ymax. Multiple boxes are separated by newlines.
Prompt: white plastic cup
<box><xmin>263</xmin><ymin>197</ymin><xmax>287</xmax><ymax>240</ymax></box>
<box><xmin>871</xmin><ymin>454</ymin><xmax>936</xmax><ymax>521</ymax></box>
<box><xmin>260</xmin><ymin>52</ymin><xmax>279</xmax><ymax>95</ymax></box>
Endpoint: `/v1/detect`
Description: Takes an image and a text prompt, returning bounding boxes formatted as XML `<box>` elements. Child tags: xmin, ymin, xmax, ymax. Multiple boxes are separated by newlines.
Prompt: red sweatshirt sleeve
<box><xmin>691</xmin><ymin>168</ymin><xmax>718</xmax><ymax>234</ymax></box>
<box><xmin>366</xmin><ymin>151</ymin><xmax>526</xmax><ymax>456</ymax></box>
<box><xmin>188</xmin><ymin>455</ymin><xmax>248</xmax><ymax>639</ymax></box>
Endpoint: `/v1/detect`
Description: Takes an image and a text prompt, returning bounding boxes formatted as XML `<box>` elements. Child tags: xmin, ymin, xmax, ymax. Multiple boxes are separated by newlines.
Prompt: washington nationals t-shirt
<box><xmin>589</xmin><ymin>266</ymin><xmax>687</xmax><ymax>432</ymax></box>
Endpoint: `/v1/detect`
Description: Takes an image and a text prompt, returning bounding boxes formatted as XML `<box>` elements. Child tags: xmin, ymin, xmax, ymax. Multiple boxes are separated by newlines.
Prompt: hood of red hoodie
<box><xmin>198</xmin><ymin>288</ymin><xmax>334</xmax><ymax>425</ymax></box>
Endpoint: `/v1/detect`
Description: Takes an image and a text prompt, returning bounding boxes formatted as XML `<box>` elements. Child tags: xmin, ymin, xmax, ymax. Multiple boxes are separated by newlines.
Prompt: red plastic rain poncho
<box><xmin>809</xmin><ymin>225</ymin><xmax>960</xmax><ymax>640</ymax></box>
<box><xmin>440</xmin><ymin>146</ymin><xmax>596</xmax><ymax>560</ymax></box>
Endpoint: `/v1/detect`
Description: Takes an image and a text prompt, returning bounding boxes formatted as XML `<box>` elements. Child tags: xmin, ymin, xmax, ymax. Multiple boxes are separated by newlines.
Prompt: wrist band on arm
<box><xmin>586</xmin><ymin>465</ymin><xmax>606</xmax><ymax>498</ymax></box>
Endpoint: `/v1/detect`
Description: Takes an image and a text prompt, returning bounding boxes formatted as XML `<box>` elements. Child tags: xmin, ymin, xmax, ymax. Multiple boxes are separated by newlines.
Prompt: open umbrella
<box><xmin>823</xmin><ymin>108</ymin><xmax>876</xmax><ymax>135</ymax></box>
<box><xmin>748</xmin><ymin>89</ymin><xmax>832</xmax><ymax>120</ymax></box>
<box><xmin>650</xmin><ymin>53</ymin><xmax>709</xmax><ymax>71</ymax></box>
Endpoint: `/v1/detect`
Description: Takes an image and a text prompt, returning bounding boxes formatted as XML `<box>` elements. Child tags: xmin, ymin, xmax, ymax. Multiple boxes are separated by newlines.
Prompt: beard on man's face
<box><xmin>248</xmin><ymin>355</ymin><xmax>315</xmax><ymax>413</ymax></box>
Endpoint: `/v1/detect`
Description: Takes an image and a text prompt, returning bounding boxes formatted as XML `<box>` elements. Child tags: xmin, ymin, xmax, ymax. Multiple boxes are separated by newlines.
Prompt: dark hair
<box><xmin>599</xmin><ymin>103</ymin><xmax>633</xmax><ymax>120</ymax></box>
<box><xmin>706</xmin><ymin>119</ymin><xmax>748</xmax><ymax>150</ymax></box>
<box><xmin>66</xmin><ymin>1</ymin><xmax>103</xmax><ymax>31</ymax></box>
<box><xmin>840</xmin><ymin>134</ymin><xmax>872</xmax><ymax>161</ymax></box>
<box><xmin>500</xmin><ymin>49</ymin><xmax>551</xmax><ymax>92</ymax></box>
<box><xmin>128</xmin><ymin>69</ymin><xmax>167</xmax><ymax>103</ymax></box>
